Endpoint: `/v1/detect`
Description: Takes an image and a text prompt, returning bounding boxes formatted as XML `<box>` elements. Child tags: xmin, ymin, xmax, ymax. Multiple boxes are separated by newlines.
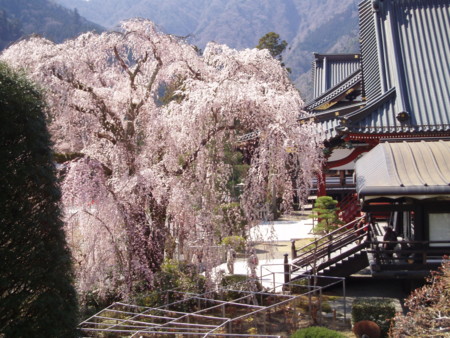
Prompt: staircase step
<box><xmin>290</xmin><ymin>217</ymin><xmax>369</xmax><ymax>282</ymax></box>
<box><xmin>320</xmin><ymin>252</ymin><xmax>369</xmax><ymax>278</ymax></box>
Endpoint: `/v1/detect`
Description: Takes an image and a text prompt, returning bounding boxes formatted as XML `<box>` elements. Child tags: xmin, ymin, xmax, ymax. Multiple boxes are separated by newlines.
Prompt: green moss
<box><xmin>290</xmin><ymin>326</ymin><xmax>346</xmax><ymax>337</ymax></box>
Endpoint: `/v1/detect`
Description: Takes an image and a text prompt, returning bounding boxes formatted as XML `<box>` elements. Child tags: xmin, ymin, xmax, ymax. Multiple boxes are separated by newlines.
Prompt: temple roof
<box><xmin>309</xmin><ymin>53</ymin><xmax>362</xmax><ymax>100</ymax></box>
<box><xmin>355</xmin><ymin>140</ymin><xmax>450</xmax><ymax>199</ymax></box>
<box><xmin>305</xmin><ymin>0</ymin><xmax>450</xmax><ymax>141</ymax></box>
<box><xmin>304</xmin><ymin>69</ymin><xmax>362</xmax><ymax>112</ymax></box>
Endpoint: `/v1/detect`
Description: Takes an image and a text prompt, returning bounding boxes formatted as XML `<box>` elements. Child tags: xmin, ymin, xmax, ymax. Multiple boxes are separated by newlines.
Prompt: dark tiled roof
<box><xmin>308</xmin><ymin>0</ymin><xmax>450</xmax><ymax>141</ymax></box>
<box><xmin>304</xmin><ymin>69</ymin><xmax>362</xmax><ymax>111</ymax></box>
<box><xmin>387</xmin><ymin>0</ymin><xmax>450</xmax><ymax>128</ymax></box>
<box><xmin>352</xmin><ymin>0</ymin><xmax>450</xmax><ymax>134</ymax></box>
<box><xmin>301</xmin><ymin>102</ymin><xmax>366</xmax><ymax>139</ymax></box>
<box><xmin>311</xmin><ymin>53</ymin><xmax>362</xmax><ymax>99</ymax></box>
<box><xmin>359</xmin><ymin>0</ymin><xmax>382</xmax><ymax>101</ymax></box>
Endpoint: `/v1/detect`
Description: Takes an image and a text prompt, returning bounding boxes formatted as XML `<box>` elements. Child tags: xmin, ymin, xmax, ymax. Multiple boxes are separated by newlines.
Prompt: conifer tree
<box><xmin>256</xmin><ymin>32</ymin><xmax>287</xmax><ymax>61</ymax></box>
<box><xmin>0</xmin><ymin>63</ymin><xmax>78</xmax><ymax>337</ymax></box>
<box><xmin>309</xmin><ymin>196</ymin><xmax>343</xmax><ymax>234</ymax></box>
<box><xmin>256</xmin><ymin>32</ymin><xmax>291</xmax><ymax>72</ymax></box>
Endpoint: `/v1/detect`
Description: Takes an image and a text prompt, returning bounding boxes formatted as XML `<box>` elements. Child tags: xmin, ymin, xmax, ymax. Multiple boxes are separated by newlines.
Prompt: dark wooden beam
<box><xmin>363</xmin><ymin>204</ymin><xmax>416</xmax><ymax>213</ymax></box>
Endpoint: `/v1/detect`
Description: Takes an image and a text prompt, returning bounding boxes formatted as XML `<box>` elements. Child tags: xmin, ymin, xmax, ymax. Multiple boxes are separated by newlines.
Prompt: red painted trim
<box><xmin>327</xmin><ymin>146</ymin><xmax>372</xmax><ymax>168</ymax></box>
<box><xmin>344</xmin><ymin>132</ymin><xmax>450</xmax><ymax>142</ymax></box>
<box><xmin>343</xmin><ymin>134</ymin><xmax>380</xmax><ymax>146</ymax></box>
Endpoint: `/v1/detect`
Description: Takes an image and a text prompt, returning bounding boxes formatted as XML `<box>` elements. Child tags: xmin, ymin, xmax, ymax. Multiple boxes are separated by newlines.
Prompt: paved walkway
<box><xmin>248</xmin><ymin>218</ymin><xmax>316</xmax><ymax>242</ymax></box>
<box><xmin>218</xmin><ymin>217</ymin><xmax>316</xmax><ymax>290</ymax></box>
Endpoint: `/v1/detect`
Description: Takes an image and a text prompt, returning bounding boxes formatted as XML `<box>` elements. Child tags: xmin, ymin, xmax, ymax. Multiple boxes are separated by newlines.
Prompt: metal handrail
<box><xmin>290</xmin><ymin>216</ymin><xmax>367</xmax><ymax>275</ymax></box>
<box><xmin>293</xmin><ymin>216</ymin><xmax>365</xmax><ymax>258</ymax></box>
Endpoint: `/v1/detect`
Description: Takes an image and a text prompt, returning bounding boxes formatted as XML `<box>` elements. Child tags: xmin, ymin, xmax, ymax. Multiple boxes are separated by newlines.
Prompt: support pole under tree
<box><xmin>284</xmin><ymin>253</ymin><xmax>290</xmax><ymax>285</ymax></box>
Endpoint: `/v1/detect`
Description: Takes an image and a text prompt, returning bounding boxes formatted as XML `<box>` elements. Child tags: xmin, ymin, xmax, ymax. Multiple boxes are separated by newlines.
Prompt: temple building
<box><xmin>291</xmin><ymin>0</ymin><xmax>450</xmax><ymax>280</ymax></box>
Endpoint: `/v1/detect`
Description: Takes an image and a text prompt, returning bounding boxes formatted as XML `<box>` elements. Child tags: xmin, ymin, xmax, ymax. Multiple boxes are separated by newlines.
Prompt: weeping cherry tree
<box><xmin>1</xmin><ymin>19</ymin><xmax>323</xmax><ymax>299</ymax></box>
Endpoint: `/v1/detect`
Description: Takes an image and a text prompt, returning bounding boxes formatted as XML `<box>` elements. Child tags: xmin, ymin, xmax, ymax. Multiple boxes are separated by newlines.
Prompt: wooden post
<box><xmin>340</xmin><ymin>170</ymin><xmax>345</xmax><ymax>186</ymax></box>
<box><xmin>291</xmin><ymin>239</ymin><xmax>296</xmax><ymax>259</ymax></box>
<box><xmin>284</xmin><ymin>253</ymin><xmax>290</xmax><ymax>285</ymax></box>
<box><xmin>317</xmin><ymin>171</ymin><xmax>327</xmax><ymax>197</ymax></box>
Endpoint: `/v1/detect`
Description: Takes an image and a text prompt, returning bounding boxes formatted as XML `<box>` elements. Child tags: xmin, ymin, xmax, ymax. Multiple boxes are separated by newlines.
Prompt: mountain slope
<box><xmin>0</xmin><ymin>0</ymin><xmax>103</xmax><ymax>48</ymax></box>
<box><xmin>0</xmin><ymin>10</ymin><xmax>22</xmax><ymax>50</ymax></box>
<box><xmin>52</xmin><ymin>0</ymin><xmax>360</xmax><ymax>99</ymax></box>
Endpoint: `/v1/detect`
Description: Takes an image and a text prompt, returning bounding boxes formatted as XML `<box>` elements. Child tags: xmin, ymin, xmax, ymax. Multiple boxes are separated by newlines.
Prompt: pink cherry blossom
<box><xmin>1</xmin><ymin>19</ymin><xmax>323</xmax><ymax>298</ymax></box>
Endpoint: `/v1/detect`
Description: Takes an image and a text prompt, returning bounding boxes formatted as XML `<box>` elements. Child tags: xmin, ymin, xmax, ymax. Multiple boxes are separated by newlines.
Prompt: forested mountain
<box><xmin>0</xmin><ymin>0</ymin><xmax>103</xmax><ymax>50</ymax></box>
<box><xmin>53</xmin><ymin>0</ymin><xmax>359</xmax><ymax>100</ymax></box>
<box><xmin>0</xmin><ymin>10</ymin><xmax>21</xmax><ymax>50</ymax></box>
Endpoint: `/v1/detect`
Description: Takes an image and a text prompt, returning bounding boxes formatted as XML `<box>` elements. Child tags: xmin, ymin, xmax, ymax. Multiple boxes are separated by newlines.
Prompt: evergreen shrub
<box><xmin>309</xmin><ymin>196</ymin><xmax>343</xmax><ymax>234</ymax></box>
<box><xmin>351</xmin><ymin>297</ymin><xmax>396</xmax><ymax>337</ymax></box>
<box><xmin>133</xmin><ymin>259</ymin><xmax>206</xmax><ymax>312</ymax></box>
<box><xmin>0</xmin><ymin>62</ymin><xmax>78</xmax><ymax>337</ymax></box>
<box><xmin>290</xmin><ymin>278</ymin><xmax>310</xmax><ymax>294</ymax></box>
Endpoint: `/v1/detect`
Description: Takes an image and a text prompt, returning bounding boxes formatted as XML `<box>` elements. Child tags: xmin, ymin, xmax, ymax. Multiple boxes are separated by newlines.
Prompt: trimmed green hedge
<box><xmin>290</xmin><ymin>278</ymin><xmax>310</xmax><ymax>294</ymax></box>
<box><xmin>290</xmin><ymin>326</ymin><xmax>346</xmax><ymax>337</ymax></box>
<box><xmin>351</xmin><ymin>297</ymin><xmax>396</xmax><ymax>337</ymax></box>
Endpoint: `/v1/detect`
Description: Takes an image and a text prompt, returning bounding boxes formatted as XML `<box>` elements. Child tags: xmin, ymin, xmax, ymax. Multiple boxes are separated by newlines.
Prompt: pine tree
<box><xmin>309</xmin><ymin>196</ymin><xmax>343</xmax><ymax>234</ymax></box>
<box><xmin>256</xmin><ymin>32</ymin><xmax>287</xmax><ymax>61</ymax></box>
<box><xmin>0</xmin><ymin>63</ymin><xmax>78</xmax><ymax>337</ymax></box>
<box><xmin>256</xmin><ymin>32</ymin><xmax>291</xmax><ymax>72</ymax></box>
